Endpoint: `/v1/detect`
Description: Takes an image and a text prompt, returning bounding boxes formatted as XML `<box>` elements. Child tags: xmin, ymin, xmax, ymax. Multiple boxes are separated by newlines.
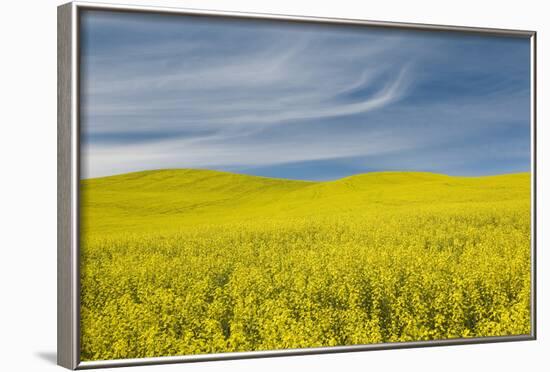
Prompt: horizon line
<box><xmin>80</xmin><ymin>167</ymin><xmax>531</xmax><ymax>182</ymax></box>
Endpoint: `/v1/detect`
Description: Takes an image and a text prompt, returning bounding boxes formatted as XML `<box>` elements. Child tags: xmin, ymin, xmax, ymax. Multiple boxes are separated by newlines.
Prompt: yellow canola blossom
<box><xmin>80</xmin><ymin>170</ymin><xmax>531</xmax><ymax>360</ymax></box>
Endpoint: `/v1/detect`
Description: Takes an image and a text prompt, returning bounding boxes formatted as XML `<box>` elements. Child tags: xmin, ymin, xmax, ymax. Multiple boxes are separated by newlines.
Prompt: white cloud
<box><xmin>80</xmin><ymin>11</ymin><xmax>531</xmax><ymax>178</ymax></box>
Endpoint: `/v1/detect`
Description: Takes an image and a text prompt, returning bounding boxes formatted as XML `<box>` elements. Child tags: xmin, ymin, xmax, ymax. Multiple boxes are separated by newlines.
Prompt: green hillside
<box><xmin>80</xmin><ymin>169</ymin><xmax>531</xmax><ymax>361</ymax></box>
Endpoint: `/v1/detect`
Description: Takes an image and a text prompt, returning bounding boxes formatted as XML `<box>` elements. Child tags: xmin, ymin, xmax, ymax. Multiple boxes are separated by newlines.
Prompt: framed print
<box><xmin>57</xmin><ymin>1</ymin><xmax>537</xmax><ymax>369</ymax></box>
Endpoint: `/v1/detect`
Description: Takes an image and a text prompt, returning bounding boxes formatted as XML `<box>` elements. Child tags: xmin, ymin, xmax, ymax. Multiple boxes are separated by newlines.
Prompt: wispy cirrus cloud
<box><xmin>80</xmin><ymin>10</ymin><xmax>531</xmax><ymax>179</ymax></box>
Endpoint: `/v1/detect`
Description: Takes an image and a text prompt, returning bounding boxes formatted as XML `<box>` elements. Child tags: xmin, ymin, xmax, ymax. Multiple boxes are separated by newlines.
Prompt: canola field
<box><xmin>80</xmin><ymin>169</ymin><xmax>531</xmax><ymax>360</ymax></box>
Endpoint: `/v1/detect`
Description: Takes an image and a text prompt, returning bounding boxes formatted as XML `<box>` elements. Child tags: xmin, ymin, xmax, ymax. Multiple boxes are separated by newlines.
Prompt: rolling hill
<box><xmin>81</xmin><ymin>169</ymin><xmax>530</xmax><ymax>236</ymax></box>
<box><xmin>80</xmin><ymin>169</ymin><xmax>531</xmax><ymax>360</ymax></box>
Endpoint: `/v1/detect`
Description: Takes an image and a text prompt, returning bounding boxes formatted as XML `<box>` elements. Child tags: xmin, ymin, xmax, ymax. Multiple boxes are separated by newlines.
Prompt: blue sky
<box><xmin>80</xmin><ymin>10</ymin><xmax>531</xmax><ymax>180</ymax></box>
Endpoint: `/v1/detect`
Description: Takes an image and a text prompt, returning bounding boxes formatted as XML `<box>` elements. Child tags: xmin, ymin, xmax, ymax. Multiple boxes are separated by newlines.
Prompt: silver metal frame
<box><xmin>57</xmin><ymin>1</ymin><xmax>537</xmax><ymax>369</ymax></box>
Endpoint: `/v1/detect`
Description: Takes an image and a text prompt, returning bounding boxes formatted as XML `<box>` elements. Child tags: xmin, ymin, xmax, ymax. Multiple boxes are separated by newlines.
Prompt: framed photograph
<box><xmin>57</xmin><ymin>1</ymin><xmax>537</xmax><ymax>369</ymax></box>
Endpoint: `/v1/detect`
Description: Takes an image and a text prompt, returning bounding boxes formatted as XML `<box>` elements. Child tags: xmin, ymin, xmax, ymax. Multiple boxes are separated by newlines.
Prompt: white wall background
<box><xmin>0</xmin><ymin>0</ymin><xmax>545</xmax><ymax>370</ymax></box>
